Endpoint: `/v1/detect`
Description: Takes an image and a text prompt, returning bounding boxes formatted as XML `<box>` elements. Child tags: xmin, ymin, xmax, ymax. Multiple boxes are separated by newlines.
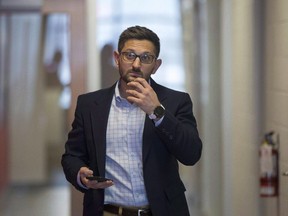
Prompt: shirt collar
<box><xmin>114</xmin><ymin>81</ymin><xmax>132</xmax><ymax>107</ymax></box>
<box><xmin>115</xmin><ymin>81</ymin><xmax>122</xmax><ymax>103</ymax></box>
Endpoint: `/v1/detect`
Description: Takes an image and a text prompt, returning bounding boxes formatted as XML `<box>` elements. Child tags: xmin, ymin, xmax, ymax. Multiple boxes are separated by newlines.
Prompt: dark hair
<box><xmin>118</xmin><ymin>26</ymin><xmax>160</xmax><ymax>57</ymax></box>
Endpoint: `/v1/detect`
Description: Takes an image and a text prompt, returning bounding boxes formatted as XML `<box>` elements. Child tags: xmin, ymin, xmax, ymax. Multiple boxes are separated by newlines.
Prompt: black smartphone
<box><xmin>86</xmin><ymin>176</ymin><xmax>112</xmax><ymax>182</ymax></box>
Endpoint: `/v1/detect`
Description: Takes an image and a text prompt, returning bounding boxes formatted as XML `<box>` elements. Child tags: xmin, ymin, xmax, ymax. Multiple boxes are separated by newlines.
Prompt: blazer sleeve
<box><xmin>61</xmin><ymin>95</ymin><xmax>89</xmax><ymax>192</ymax></box>
<box><xmin>156</xmin><ymin>92</ymin><xmax>202</xmax><ymax>165</ymax></box>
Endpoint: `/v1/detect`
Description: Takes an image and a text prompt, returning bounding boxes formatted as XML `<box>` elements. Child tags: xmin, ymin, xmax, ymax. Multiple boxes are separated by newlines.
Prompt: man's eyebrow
<box><xmin>122</xmin><ymin>50</ymin><xmax>153</xmax><ymax>54</ymax></box>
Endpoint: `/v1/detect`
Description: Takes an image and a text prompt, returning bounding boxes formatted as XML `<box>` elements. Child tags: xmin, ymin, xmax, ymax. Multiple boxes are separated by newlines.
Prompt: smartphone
<box><xmin>86</xmin><ymin>176</ymin><xmax>112</xmax><ymax>182</ymax></box>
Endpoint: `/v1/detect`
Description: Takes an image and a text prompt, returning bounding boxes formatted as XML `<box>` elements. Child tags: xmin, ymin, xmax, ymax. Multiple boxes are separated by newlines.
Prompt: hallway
<box><xmin>1</xmin><ymin>0</ymin><xmax>288</xmax><ymax>215</ymax></box>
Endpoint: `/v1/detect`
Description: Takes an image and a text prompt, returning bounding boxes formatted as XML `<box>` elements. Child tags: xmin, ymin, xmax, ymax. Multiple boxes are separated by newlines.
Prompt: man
<box><xmin>62</xmin><ymin>25</ymin><xmax>202</xmax><ymax>216</ymax></box>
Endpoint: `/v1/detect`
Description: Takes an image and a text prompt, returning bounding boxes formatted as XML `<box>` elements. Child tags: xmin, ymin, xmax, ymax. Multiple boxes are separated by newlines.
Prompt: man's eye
<box><xmin>141</xmin><ymin>54</ymin><xmax>149</xmax><ymax>60</ymax></box>
<box><xmin>126</xmin><ymin>53</ymin><xmax>136</xmax><ymax>59</ymax></box>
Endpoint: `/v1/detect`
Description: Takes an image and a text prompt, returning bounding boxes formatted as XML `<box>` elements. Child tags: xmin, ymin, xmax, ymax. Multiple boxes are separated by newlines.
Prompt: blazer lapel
<box><xmin>90</xmin><ymin>84</ymin><xmax>116</xmax><ymax>176</ymax></box>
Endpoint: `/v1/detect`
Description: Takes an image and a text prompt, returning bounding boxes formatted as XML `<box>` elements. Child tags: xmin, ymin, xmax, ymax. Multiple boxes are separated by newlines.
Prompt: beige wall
<box><xmin>184</xmin><ymin>0</ymin><xmax>262</xmax><ymax>215</ymax></box>
<box><xmin>187</xmin><ymin>0</ymin><xmax>279</xmax><ymax>215</ymax></box>
<box><xmin>225</xmin><ymin>0</ymin><xmax>261</xmax><ymax>214</ymax></box>
<box><xmin>219</xmin><ymin>0</ymin><xmax>261</xmax><ymax>215</ymax></box>
<box><xmin>263</xmin><ymin>0</ymin><xmax>288</xmax><ymax>215</ymax></box>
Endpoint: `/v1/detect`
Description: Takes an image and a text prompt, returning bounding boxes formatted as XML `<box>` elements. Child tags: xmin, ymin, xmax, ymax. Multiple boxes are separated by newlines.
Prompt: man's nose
<box><xmin>132</xmin><ymin>56</ymin><xmax>142</xmax><ymax>68</ymax></box>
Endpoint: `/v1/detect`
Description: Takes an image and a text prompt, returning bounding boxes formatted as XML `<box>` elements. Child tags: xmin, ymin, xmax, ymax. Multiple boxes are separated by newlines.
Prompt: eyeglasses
<box><xmin>120</xmin><ymin>52</ymin><xmax>156</xmax><ymax>64</ymax></box>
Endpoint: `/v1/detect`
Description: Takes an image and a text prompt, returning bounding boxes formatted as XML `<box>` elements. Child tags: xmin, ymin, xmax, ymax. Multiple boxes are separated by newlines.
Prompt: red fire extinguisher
<box><xmin>259</xmin><ymin>131</ymin><xmax>279</xmax><ymax>197</ymax></box>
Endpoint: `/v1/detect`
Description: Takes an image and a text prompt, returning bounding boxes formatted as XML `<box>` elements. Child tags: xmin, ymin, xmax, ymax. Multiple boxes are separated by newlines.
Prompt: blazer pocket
<box><xmin>164</xmin><ymin>181</ymin><xmax>190</xmax><ymax>215</ymax></box>
<box><xmin>164</xmin><ymin>180</ymin><xmax>186</xmax><ymax>201</ymax></box>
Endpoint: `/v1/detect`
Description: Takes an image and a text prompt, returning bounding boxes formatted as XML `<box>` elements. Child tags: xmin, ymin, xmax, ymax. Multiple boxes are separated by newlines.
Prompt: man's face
<box><xmin>114</xmin><ymin>39</ymin><xmax>162</xmax><ymax>83</ymax></box>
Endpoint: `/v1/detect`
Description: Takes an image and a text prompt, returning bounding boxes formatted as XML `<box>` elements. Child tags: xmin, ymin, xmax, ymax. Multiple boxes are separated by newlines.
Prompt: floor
<box><xmin>0</xmin><ymin>145</ymin><xmax>70</xmax><ymax>216</ymax></box>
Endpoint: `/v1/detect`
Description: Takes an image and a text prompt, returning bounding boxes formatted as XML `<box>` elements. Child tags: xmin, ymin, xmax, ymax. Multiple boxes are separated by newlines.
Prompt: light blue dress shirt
<box><xmin>104</xmin><ymin>81</ymin><xmax>149</xmax><ymax>207</ymax></box>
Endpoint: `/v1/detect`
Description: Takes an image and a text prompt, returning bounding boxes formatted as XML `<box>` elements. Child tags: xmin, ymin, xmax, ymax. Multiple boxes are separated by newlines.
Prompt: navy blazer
<box><xmin>62</xmin><ymin>79</ymin><xmax>202</xmax><ymax>216</ymax></box>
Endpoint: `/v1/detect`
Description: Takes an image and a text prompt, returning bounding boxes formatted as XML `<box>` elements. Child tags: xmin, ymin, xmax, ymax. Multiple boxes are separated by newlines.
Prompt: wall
<box><xmin>181</xmin><ymin>0</ymin><xmax>262</xmax><ymax>215</ymax></box>
<box><xmin>221</xmin><ymin>1</ymin><xmax>262</xmax><ymax>215</ymax></box>
<box><xmin>191</xmin><ymin>0</ymin><xmax>262</xmax><ymax>215</ymax></box>
<box><xmin>180</xmin><ymin>1</ymin><xmax>203</xmax><ymax>214</ymax></box>
<box><xmin>264</xmin><ymin>0</ymin><xmax>288</xmax><ymax>215</ymax></box>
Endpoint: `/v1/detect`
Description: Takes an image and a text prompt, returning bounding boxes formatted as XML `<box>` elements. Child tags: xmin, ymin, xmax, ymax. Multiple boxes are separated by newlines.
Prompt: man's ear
<box><xmin>113</xmin><ymin>51</ymin><xmax>120</xmax><ymax>66</ymax></box>
<box><xmin>151</xmin><ymin>59</ymin><xmax>162</xmax><ymax>74</ymax></box>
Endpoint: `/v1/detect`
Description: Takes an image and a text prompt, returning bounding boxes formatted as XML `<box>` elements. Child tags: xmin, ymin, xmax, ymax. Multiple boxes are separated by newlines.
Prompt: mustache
<box><xmin>130</xmin><ymin>68</ymin><xmax>142</xmax><ymax>73</ymax></box>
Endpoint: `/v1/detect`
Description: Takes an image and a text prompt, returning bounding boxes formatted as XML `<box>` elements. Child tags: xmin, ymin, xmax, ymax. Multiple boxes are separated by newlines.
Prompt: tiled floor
<box><xmin>0</xmin><ymin>145</ymin><xmax>70</xmax><ymax>216</ymax></box>
<box><xmin>0</xmin><ymin>169</ymin><xmax>70</xmax><ymax>216</ymax></box>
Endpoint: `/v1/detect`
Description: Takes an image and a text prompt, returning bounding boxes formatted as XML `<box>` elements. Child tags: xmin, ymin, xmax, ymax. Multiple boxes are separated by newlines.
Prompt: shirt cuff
<box><xmin>153</xmin><ymin>116</ymin><xmax>164</xmax><ymax>127</ymax></box>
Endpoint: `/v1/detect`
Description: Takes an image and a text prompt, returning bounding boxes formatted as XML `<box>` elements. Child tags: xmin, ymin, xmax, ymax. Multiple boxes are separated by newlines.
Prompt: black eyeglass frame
<box><xmin>120</xmin><ymin>51</ymin><xmax>156</xmax><ymax>64</ymax></box>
